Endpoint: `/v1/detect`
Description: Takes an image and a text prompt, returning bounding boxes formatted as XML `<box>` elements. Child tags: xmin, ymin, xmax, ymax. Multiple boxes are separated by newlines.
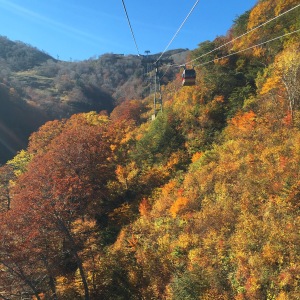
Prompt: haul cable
<box><xmin>155</xmin><ymin>0</ymin><xmax>200</xmax><ymax>64</ymax></box>
<box><xmin>194</xmin><ymin>28</ymin><xmax>300</xmax><ymax>67</ymax></box>
<box><xmin>121</xmin><ymin>0</ymin><xmax>141</xmax><ymax>56</ymax></box>
<box><xmin>183</xmin><ymin>2</ymin><xmax>300</xmax><ymax>67</ymax></box>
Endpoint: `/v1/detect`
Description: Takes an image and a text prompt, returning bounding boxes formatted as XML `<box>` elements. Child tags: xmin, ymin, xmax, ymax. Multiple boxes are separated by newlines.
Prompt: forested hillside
<box><xmin>0</xmin><ymin>0</ymin><xmax>300</xmax><ymax>299</ymax></box>
<box><xmin>0</xmin><ymin>37</ymin><xmax>187</xmax><ymax>164</ymax></box>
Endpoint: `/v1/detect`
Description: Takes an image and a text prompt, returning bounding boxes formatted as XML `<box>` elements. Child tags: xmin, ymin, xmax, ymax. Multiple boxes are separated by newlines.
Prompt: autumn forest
<box><xmin>0</xmin><ymin>0</ymin><xmax>300</xmax><ymax>299</ymax></box>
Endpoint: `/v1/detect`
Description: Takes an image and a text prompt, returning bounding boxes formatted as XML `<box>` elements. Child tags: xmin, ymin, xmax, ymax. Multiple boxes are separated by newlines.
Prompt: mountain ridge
<box><xmin>0</xmin><ymin>36</ymin><xmax>188</xmax><ymax>163</ymax></box>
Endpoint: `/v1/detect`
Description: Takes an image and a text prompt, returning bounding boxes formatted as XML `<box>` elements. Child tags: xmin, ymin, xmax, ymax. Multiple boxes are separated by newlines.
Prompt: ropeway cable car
<box><xmin>182</xmin><ymin>68</ymin><xmax>196</xmax><ymax>86</ymax></box>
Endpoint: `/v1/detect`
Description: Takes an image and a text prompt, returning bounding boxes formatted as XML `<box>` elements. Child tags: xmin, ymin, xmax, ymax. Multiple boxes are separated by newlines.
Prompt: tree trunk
<box><xmin>56</xmin><ymin>216</ymin><xmax>90</xmax><ymax>300</ymax></box>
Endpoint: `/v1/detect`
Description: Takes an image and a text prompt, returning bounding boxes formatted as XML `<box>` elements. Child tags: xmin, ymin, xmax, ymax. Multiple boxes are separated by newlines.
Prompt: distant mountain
<box><xmin>0</xmin><ymin>35</ymin><xmax>189</xmax><ymax>163</ymax></box>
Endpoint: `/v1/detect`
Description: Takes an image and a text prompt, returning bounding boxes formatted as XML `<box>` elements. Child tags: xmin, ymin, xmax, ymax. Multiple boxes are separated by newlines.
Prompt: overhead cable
<box><xmin>160</xmin><ymin>28</ymin><xmax>300</xmax><ymax>81</ymax></box>
<box><xmin>194</xmin><ymin>28</ymin><xmax>300</xmax><ymax>67</ymax></box>
<box><xmin>121</xmin><ymin>0</ymin><xmax>141</xmax><ymax>56</ymax></box>
<box><xmin>183</xmin><ymin>2</ymin><xmax>300</xmax><ymax>66</ymax></box>
<box><xmin>155</xmin><ymin>0</ymin><xmax>200</xmax><ymax>64</ymax></box>
<box><xmin>159</xmin><ymin>64</ymin><xmax>173</xmax><ymax>81</ymax></box>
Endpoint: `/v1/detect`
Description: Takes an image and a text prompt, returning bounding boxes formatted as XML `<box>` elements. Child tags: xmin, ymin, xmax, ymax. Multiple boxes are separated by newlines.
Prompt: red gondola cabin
<box><xmin>182</xmin><ymin>68</ymin><xmax>196</xmax><ymax>86</ymax></box>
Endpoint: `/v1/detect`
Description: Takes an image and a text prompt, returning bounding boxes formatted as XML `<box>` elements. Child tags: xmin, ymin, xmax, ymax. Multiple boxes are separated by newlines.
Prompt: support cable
<box><xmin>183</xmin><ymin>3</ymin><xmax>300</xmax><ymax>66</ymax></box>
<box><xmin>194</xmin><ymin>28</ymin><xmax>300</xmax><ymax>67</ymax></box>
<box><xmin>155</xmin><ymin>0</ymin><xmax>200</xmax><ymax>64</ymax></box>
<box><xmin>121</xmin><ymin>0</ymin><xmax>141</xmax><ymax>56</ymax></box>
<box><xmin>159</xmin><ymin>4</ymin><xmax>300</xmax><ymax>80</ymax></box>
<box><xmin>159</xmin><ymin>64</ymin><xmax>172</xmax><ymax>81</ymax></box>
<box><xmin>159</xmin><ymin>28</ymin><xmax>299</xmax><ymax>96</ymax></box>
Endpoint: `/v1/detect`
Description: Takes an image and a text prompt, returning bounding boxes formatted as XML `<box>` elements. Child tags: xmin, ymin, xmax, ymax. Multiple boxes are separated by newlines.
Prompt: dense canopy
<box><xmin>0</xmin><ymin>0</ymin><xmax>300</xmax><ymax>299</ymax></box>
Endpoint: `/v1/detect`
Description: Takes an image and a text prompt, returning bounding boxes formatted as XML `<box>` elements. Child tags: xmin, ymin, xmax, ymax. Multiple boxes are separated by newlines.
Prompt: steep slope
<box><xmin>0</xmin><ymin>0</ymin><xmax>299</xmax><ymax>298</ymax></box>
<box><xmin>0</xmin><ymin>82</ymin><xmax>47</xmax><ymax>164</ymax></box>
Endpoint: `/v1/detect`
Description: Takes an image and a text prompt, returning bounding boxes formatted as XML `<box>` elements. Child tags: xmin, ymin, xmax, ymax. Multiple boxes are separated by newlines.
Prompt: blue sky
<box><xmin>0</xmin><ymin>0</ymin><xmax>257</xmax><ymax>61</ymax></box>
